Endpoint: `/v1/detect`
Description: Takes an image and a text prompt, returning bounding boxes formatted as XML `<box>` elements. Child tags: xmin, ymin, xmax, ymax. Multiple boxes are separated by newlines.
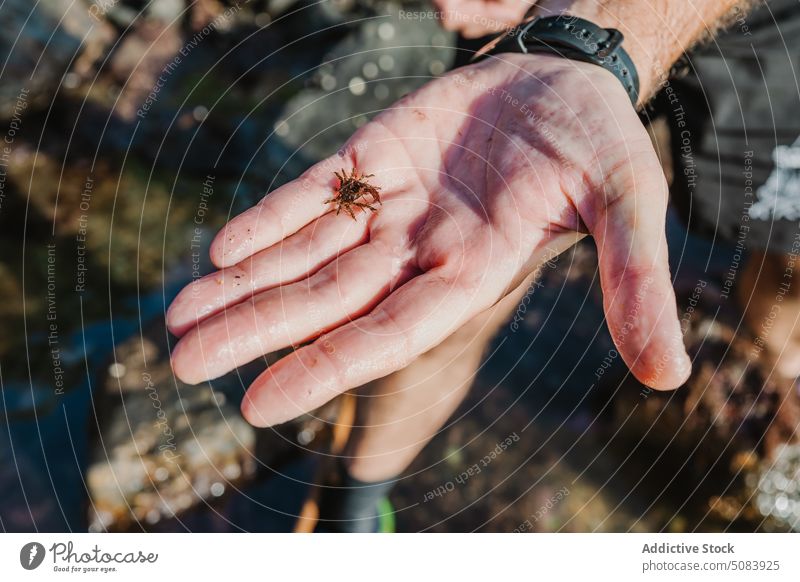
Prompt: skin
<box><xmin>345</xmin><ymin>0</ymin><xmax>760</xmax><ymax>481</ymax></box>
<box><xmin>168</xmin><ymin>0</ymin><xmax>757</xmax><ymax>482</ymax></box>
<box><xmin>344</xmin><ymin>275</ymin><xmax>534</xmax><ymax>481</ymax></box>
<box><xmin>168</xmin><ymin>52</ymin><xmax>690</xmax><ymax>427</ymax></box>
<box><xmin>433</xmin><ymin>0</ymin><xmax>533</xmax><ymax>38</ymax></box>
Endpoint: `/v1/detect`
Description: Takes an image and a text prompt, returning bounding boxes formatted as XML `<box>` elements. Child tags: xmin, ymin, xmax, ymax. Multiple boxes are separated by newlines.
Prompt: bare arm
<box><xmin>531</xmin><ymin>0</ymin><xmax>761</xmax><ymax>104</ymax></box>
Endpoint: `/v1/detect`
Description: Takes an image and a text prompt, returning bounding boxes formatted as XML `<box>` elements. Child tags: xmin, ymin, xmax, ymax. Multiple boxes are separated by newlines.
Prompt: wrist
<box><xmin>475</xmin><ymin>12</ymin><xmax>641</xmax><ymax>106</ymax></box>
<box><xmin>530</xmin><ymin>0</ymin><xmax>665</xmax><ymax>102</ymax></box>
<box><xmin>531</xmin><ymin>0</ymin><xmax>752</xmax><ymax>105</ymax></box>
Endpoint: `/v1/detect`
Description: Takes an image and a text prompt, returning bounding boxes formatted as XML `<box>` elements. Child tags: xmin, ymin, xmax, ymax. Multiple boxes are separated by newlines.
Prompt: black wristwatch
<box><xmin>474</xmin><ymin>14</ymin><xmax>640</xmax><ymax>106</ymax></box>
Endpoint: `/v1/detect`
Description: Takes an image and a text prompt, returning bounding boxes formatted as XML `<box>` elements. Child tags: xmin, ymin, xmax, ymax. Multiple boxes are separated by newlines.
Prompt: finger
<box><xmin>210</xmin><ymin>153</ymin><xmax>358</xmax><ymax>268</ymax></box>
<box><xmin>240</xmin><ymin>271</ymin><xmax>484</xmax><ymax>427</ymax></box>
<box><xmin>438</xmin><ymin>0</ymin><xmax>525</xmax><ymax>37</ymax></box>
<box><xmin>166</xmin><ymin>210</ymin><xmax>370</xmax><ymax>337</ymax></box>
<box><xmin>586</xmin><ymin>152</ymin><xmax>691</xmax><ymax>390</ymax></box>
<box><xmin>171</xmin><ymin>240</ymin><xmax>414</xmax><ymax>384</ymax></box>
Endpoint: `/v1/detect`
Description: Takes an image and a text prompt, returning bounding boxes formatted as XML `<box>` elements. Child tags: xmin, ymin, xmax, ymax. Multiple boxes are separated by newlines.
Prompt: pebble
<box><xmin>429</xmin><ymin>60</ymin><xmax>445</xmax><ymax>76</ymax></box>
<box><xmin>320</xmin><ymin>74</ymin><xmax>337</xmax><ymax>91</ymax></box>
<box><xmin>378</xmin><ymin>54</ymin><xmax>395</xmax><ymax>71</ymax></box>
<box><xmin>378</xmin><ymin>23</ymin><xmax>395</xmax><ymax>41</ymax></box>
<box><xmin>756</xmin><ymin>444</ymin><xmax>800</xmax><ymax>530</ymax></box>
<box><xmin>348</xmin><ymin>77</ymin><xmax>367</xmax><ymax>96</ymax></box>
<box><xmin>193</xmin><ymin>106</ymin><xmax>208</xmax><ymax>122</ymax></box>
<box><xmin>108</xmin><ymin>363</ymin><xmax>127</xmax><ymax>379</ymax></box>
<box><xmin>374</xmin><ymin>84</ymin><xmax>389</xmax><ymax>100</ymax></box>
<box><xmin>362</xmin><ymin>62</ymin><xmax>379</xmax><ymax>79</ymax></box>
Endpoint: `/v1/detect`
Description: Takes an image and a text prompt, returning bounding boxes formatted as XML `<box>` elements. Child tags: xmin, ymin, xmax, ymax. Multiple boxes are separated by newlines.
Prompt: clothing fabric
<box><xmin>663</xmin><ymin>0</ymin><xmax>800</xmax><ymax>254</ymax></box>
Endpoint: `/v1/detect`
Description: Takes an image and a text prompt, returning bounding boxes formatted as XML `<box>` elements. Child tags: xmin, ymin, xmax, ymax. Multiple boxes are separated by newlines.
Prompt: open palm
<box><xmin>168</xmin><ymin>54</ymin><xmax>690</xmax><ymax>427</ymax></box>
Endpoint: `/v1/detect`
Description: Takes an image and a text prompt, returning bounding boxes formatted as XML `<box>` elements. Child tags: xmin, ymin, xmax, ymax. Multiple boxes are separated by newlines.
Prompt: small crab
<box><xmin>324</xmin><ymin>168</ymin><xmax>382</xmax><ymax>219</ymax></box>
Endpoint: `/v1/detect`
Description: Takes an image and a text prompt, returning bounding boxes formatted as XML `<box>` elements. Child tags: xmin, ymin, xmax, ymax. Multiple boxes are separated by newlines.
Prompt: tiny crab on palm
<box><xmin>324</xmin><ymin>168</ymin><xmax>382</xmax><ymax>219</ymax></box>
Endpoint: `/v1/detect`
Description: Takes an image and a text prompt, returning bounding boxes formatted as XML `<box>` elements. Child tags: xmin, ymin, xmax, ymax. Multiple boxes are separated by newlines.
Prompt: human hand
<box><xmin>432</xmin><ymin>0</ymin><xmax>533</xmax><ymax>38</ymax></box>
<box><xmin>168</xmin><ymin>54</ymin><xmax>691</xmax><ymax>427</ymax></box>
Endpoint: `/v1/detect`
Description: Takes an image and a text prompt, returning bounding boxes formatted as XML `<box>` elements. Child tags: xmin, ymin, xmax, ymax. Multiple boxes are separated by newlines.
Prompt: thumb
<box><xmin>584</xmin><ymin>151</ymin><xmax>691</xmax><ymax>390</ymax></box>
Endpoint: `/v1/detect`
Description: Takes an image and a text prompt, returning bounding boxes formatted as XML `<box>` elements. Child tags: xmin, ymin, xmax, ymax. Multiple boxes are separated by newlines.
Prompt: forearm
<box><xmin>532</xmin><ymin>0</ymin><xmax>760</xmax><ymax>104</ymax></box>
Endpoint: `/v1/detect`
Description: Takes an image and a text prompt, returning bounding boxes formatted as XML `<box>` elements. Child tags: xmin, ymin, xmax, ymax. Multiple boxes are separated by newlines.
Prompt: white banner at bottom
<box><xmin>0</xmin><ymin>533</ymin><xmax>797</xmax><ymax>581</ymax></box>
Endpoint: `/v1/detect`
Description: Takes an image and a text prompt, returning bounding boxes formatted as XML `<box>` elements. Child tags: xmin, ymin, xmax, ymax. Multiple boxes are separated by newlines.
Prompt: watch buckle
<box><xmin>597</xmin><ymin>29</ymin><xmax>624</xmax><ymax>58</ymax></box>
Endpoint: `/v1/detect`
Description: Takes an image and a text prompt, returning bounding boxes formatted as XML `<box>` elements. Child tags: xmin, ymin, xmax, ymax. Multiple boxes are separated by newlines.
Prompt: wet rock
<box><xmin>0</xmin><ymin>0</ymin><xmax>114</xmax><ymax>119</ymax></box>
<box><xmin>107</xmin><ymin>15</ymin><xmax>185</xmax><ymax>121</ymax></box>
<box><xmin>395</xmin><ymin>235</ymin><xmax>800</xmax><ymax>532</ymax></box>
<box><xmin>86</xmin><ymin>318</ymin><xmax>258</xmax><ymax>531</ymax></box>
<box><xmin>85</xmin><ymin>311</ymin><xmax>349</xmax><ymax>531</ymax></box>
<box><xmin>393</xmin><ymin>242</ymin><xmax>654</xmax><ymax>532</ymax></box>
<box><xmin>609</xmin><ymin>272</ymin><xmax>799</xmax><ymax>532</ymax></box>
<box><xmin>755</xmin><ymin>443</ymin><xmax>800</xmax><ymax>530</ymax></box>
<box><xmin>273</xmin><ymin>1</ymin><xmax>456</xmax><ymax>177</ymax></box>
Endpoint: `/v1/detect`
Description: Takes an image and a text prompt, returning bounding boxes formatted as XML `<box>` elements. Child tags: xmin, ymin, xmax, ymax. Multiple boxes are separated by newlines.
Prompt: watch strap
<box><xmin>474</xmin><ymin>15</ymin><xmax>640</xmax><ymax>106</ymax></box>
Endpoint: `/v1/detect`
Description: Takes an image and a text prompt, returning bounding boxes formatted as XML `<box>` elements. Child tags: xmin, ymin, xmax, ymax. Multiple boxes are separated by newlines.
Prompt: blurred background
<box><xmin>0</xmin><ymin>0</ymin><xmax>798</xmax><ymax>533</ymax></box>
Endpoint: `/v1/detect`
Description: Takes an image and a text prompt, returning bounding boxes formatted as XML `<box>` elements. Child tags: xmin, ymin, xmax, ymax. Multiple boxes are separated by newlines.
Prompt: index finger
<box><xmin>210</xmin><ymin>150</ymin><xmax>359</xmax><ymax>268</ymax></box>
<box><xmin>239</xmin><ymin>271</ymin><xmax>483</xmax><ymax>427</ymax></box>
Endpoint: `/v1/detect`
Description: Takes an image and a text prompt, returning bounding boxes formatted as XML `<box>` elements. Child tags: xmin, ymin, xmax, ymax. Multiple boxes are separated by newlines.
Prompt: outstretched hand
<box><xmin>168</xmin><ymin>54</ymin><xmax>691</xmax><ymax>427</ymax></box>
